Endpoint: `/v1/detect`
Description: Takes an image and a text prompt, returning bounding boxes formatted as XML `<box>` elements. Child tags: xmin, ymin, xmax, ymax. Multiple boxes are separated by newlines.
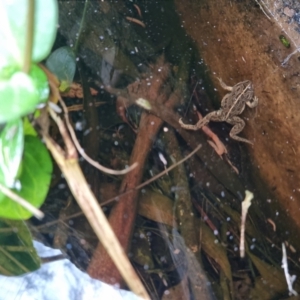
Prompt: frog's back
<box><xmin>221</xmin><ymin>80</ymin><xmax>254</xmax><ymax>115</ymax></box>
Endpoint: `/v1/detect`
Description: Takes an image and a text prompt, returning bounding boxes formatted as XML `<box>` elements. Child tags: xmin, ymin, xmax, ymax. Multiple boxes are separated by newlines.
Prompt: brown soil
<box><xmin>175</xmin><ymin>0</ymin><xmax>300</xmax><ymax>245</ymax></box>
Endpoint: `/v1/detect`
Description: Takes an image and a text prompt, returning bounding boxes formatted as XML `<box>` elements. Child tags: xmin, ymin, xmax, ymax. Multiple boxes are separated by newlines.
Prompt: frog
<box><xmin>179</xmin><ymin>78</ymin><xmax>258</xmax><ymax>144</ymax></box>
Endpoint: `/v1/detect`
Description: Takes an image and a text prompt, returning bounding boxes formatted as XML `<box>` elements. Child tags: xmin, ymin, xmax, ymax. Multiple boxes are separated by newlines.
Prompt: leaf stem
<box><xmin>23</xmin><ymin>0</ymin><xmax>35</xmax><ymax>73</ymax></box>
<box><xmin>74</xmin><ymin>0</ymin><xmax>89</xmax><ymax>53</ymax></box>
<box><xmin>0</xmin><ymin>183</ymin><xmax>44</xmax><ymax>220</ymax></box>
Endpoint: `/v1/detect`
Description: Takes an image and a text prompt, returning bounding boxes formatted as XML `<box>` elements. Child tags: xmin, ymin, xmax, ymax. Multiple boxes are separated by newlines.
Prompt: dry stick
<box><xmin>0</xmin><ymin>183</ymin><xmax>44</xmax><ymax>219</ymax></box>
<box><xmin>282</xmin><ymin>243</ymin><xmax>298</xmax><ymax>296</ymax></box>
<box><xmin>125</xmin><ymin>16</ymin><xmax>146</xmax><ymax>28</ymax></box>
<box><xmin>101</xmin><ymin>143</ymin><xmax>201</xmax><ymax>206</ymax></box>
<box><xmin>34</xmin><ymin>144</ymin><xmax>201</xmax><ymax>230</ymax></box>
<box><xmin>43</xmin><ymin>110</ymin><xmax>150</xmax><ymax>299</ymax></box>
<box><xmin>87</xmin><ymin>111</ymin><xmax>164</xmax><ymax>284</ymax></box>
<box><xmin>59</xmin><ymin>98</ymin><xmax>138</xmax><ymax>175</ymax></box>
<box><xmin>240</xmin><ymin>190</ymin><xmax>253</xmax><ymax>258</ymax></box>
<box><xmin>87</xmin><ymin>56</ymin><xmax>174</xmax><ymax>283</ymax></box>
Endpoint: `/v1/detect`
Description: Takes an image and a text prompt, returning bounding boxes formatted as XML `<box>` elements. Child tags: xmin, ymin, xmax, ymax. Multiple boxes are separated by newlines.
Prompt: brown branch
<box><xmin>87</xmin><ymin>111</ymin><xmax>163</xmax><ymax>283</ymax></box>
<box><xmin>87</xmin><ymin>56</ymin><xmax>172</xmax><ymax>284</ymax></box>
<box><xmin>32</xmin><ymin>144</ymin><xmax>201</xmax><ymax>230</ymax></box>
<box><xmin>42</xmin><ymin>109</ymin><xmax>149</xmax><ymax>299</ymax></box>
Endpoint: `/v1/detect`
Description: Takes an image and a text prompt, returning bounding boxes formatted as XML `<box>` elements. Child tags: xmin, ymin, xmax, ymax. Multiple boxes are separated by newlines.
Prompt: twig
<box><xmin>43</xmin><ymin>114</ymin><xmax>150</xmax><ymax>299</ymax></box>
<box><xmin>0</xmin><ymin>183</ymin><xmax>44</xmax><ymax>219</ymax></box>
<box><xmin>66</xmin><ymin>102</ymin><xmax>104</xmax><ymax>112</ymax></box>
<box><xmin>267</xmin><ymin>218</ymin><xmax>276</xmax><ymax>231</ymax></box>
<box><xmin>255</xmin><ymin>0</ymin><xmax>272</xmax><ymax>20</ymax></box>
<box><xmin>34</xmin><ymin>144</ymin><xmax>201</xmax><ymax>227</ymax></box>
<box><xmin>240</xmin><ymin>190</ymin><xmax>253</xmax><ymax>258</ymax></box>
<box><xmin>74</xmin><ymin>0</ymin><xmax>89</xmax><ymax>53</ymax></box>
<box><xmin>281</xmin><ymin>48</ymin><xmax>300</xmax><ymax>66</ymax></box>
<box><xmin>133</xmin><ymin>4</ymin><xmax>142</xmax><ymax>17</ymax></box>
<box><xmin>126</xmin><ymin>17</ymin><xmax>146</xmax><ymax>28</ymax></box>
<box><xmin>282</xmin><ymin>243</ymin><xmax>298</xmax><ymax>296</ymax></box>
<box><xmin>100</xmin><ymin>144</ymin><xmax>201</xmax><ymax>206</ymax></box>
<box><xmin>57</xmin><ymin>98</ymin><xmax>138</xmax><ymax>175</ymax></box>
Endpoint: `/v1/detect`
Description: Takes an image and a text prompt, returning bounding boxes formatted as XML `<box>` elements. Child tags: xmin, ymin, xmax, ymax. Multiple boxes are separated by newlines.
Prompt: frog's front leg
<box><xmin>246</xmin><ymin>96</ymin><xmax>258</xmax><ymax>108</ymax></box>
<box><xmin>217</xmin><ymin>77</ymin><xmax>233</xmax><ymax>92</ymax></box>
<box><xmin>227</xmin><ymin>116</ymin><xmax>253</xmax><ymax>144</ymax></box>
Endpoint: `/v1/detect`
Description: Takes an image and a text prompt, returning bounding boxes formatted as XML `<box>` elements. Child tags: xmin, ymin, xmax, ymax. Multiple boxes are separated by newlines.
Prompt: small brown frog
<box><xmin>179</xmin><ymin>78</ymin><xmax>258</xmax><ymax>144</ymax></box>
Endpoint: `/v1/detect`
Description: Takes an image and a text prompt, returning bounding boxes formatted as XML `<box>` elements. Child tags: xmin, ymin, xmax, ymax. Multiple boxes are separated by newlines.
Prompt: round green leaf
<box><xmin>0</xmin><ymin>119</ymin><xmax>24</xmax><ymax>188</ymax></box>
<box><xmin>0</xmin><ymin>0</ymin><xmax>58</xmax><ymax>68</ymax></box>
<box><xmin>46</xmin><ymin>46</ymin><xmax>76</xmax><ymax>85</ymax></box>
<box><xmin>0</xmin><ymin>135</ymin><xmax>52</xmax><ymax>220</ymax></box>
<box><xmin>0</xmin><ymin>65</ymin><xmax>49</xmax><ymax>123</ymax></box>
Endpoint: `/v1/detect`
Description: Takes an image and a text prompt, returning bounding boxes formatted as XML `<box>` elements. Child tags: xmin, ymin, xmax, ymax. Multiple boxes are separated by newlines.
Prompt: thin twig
<box><xmin>126</xmin><ymin>17</ymin><xmax>146</xmax><ymax>28</ymax></box>
<box><xmin>42</xmin><ymin>124</ymin><xmax>149</xmax><ymax>299</ymax></box>
<box><xmin>255</xmin><ymin>0</ymin><xmax>272</xmax><ymax>20</ymax></box>
<box><xmin>57</xmin><ymin>98</ymin><xmax>138</xmax><ymax>175</ymax></box>
<box><xmin>74</xmin><ymin>0</ymin><xmax>89</xmax><ymax>53</ymax></box>
<box><xmin>240</xmin><ymin>190</ymin><xmax>253</xmax><ymax>258</ymax></box>
<box><xmin>281</xmin><ymin>48</ymin><xmax>300</xmax><ymax>65</ymax></box>
<box><xmin>33</xmin><ymin>144</ymin><xmax>202</xmax><ymax>228</ymax></box>
<box><xmin>0</xmin><ymin>183</ymin><xmax>44</xmax><ymax>219</ymax></box>
<box><xmin>133</xmin><ymin>4</ymin><xmax>142</xmax><ymax>17</ymax></box>
<box><xmin>100</xmin><ymin>144</ymin><xmax>201</xmax><ymax>206</ymax></box>
<box><xmin>48</xmin><ymin>107</ymin><xmax>77</xmax><ymax>159</ymax></box>
<box><xmin>282</xmin><ymin>243</ymin><xmax>298</xmax><ymax>296</ymax></box>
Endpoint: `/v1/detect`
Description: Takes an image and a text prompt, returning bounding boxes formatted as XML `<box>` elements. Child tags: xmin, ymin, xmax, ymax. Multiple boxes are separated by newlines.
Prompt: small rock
<box><xmin>283</xmin><ymin>7</ymin><xmax>295</xmax><ymax>18</ymax></box>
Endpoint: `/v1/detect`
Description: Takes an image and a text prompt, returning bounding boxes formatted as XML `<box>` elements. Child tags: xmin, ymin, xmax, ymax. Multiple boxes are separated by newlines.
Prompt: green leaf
<box><xmin>0</xmin><ymin>218</ymin><xmax>40</xmax><ymax>275</ymax></box>
<box><xmin>23</xmin><ymin>117</ymin><xmax>37</xmax><ymax>136</ymax></box>
<box><xmin>30</xmin><ymin>64</ymin><xmax>49</xmax><ymax>103</ymax></box>
<box><xmin>0</xmin><ymin>135</ymin><xmax>52</xmax><ymax>220</ymax></box>
<box><xmin>0</xmin><ymin>64</ymin><xmax>49</xmax><ymax>123</ymax></box>
<box><xmin>0</xmin><ymin>119</ymin><xmax>24</xmax><ymax>188</ymax></box>
<box><xmin>0</xmin><ymin>0</ymin><xmax>58</xmax><ymax>68</ymax></box>
<box><xmin>279</xmin><ymin>35</ymin><xmax>290</xmax><ymax>48</ymax></box>
<box><xmin>45</xmin><ymin>46</ymin><xmax>76</xmax><ymax>87</ymax></box>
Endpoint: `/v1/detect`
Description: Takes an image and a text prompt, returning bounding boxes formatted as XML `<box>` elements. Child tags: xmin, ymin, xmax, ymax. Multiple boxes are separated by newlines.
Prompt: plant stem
<box><xmin>74</xmin><ymin>0</ymin><xmax>89</xmax><ymax>53</ymax></box>
<box><xmin>23</xmin><ymin>0</ymin><xmax>35</xmax><ymax>74</ymax></box>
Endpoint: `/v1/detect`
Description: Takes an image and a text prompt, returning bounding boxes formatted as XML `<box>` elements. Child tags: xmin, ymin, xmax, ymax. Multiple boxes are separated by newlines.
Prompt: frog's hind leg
<box><xmin>179</xmin><ymin>118</ymin><xmax>199</xmax><ymax>130</ymax></box>
<box><xmin>179</xmin><ymin>113</ymin><xmax>211</xmax><ymax>130</ymax></box>
<box><xmin>227</xmin><ymin>116</ymin><xmax>253</xmax><ymax>144</ymax></box>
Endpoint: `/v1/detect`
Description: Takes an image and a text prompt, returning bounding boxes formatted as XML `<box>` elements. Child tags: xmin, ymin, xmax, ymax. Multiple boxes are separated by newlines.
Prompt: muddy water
<box><xmin>175</xmin><ymin>0</ymin><xmax>300</xmax><ymax>248</ymax></box>
<box><xmin>44</xmin><ymin>1</ymin><xmax>300</xmax><ymax>298</ymax></box>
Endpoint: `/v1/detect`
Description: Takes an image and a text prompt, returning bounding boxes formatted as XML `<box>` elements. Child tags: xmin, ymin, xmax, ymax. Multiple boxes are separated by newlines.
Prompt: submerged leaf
<box><xmin>138</xmin><ymin>189</ymin><xmax>174</xmax><ymax>226</ymax></box>
<box><xmin>0</xmin><ymin>218</ymin><xmax>40</xmax><ymax>275</ymax></box>
<box><xmin>46</xmin><ymin>46</ymin><xmax>76</xmax><ymax>90</ymax></box>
